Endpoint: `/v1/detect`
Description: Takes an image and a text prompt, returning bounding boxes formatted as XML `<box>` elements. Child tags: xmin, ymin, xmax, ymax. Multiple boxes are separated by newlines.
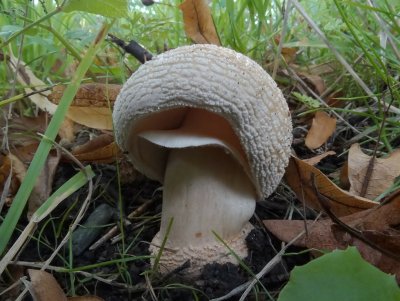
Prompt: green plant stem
<box><xmin>0</xmin><ymin>86</ymin><xmax>53</xmax><ymax>107</ymax></box>
<box><xmin>0</xmin><ymin>2</ymin><xmax>65</xmax><ymax>49</ymax></box>
<box><xmin>12</xmin><ymin>14</ymin><xmax>82</xmax><ymax>61</ymax></box>
<box><xmin>0</xmin><ymin>21</ymin><xmax>113</xmax><ymax>256</ymax></box>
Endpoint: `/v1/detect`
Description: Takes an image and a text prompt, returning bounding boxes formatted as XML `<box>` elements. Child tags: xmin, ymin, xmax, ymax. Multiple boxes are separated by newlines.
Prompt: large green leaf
<box><xmin>63</xmin><ymin>0</ymin><xmax>128</xmax><ymax>18</ymax></box>
<box><xmin>279</xmin><ymin>247</ymin><xmax>400</xmax><ymax>301</ymax></box>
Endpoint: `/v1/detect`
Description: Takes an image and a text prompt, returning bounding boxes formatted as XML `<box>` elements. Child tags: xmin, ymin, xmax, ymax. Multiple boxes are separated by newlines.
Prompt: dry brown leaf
<box><xmin>281</xmin><ymin>47</ymin><xmax>297</xmax><ymax>63</ymax></box>
<box><xmin>48</xmin><ymin>84</ymin><xmax>121</xmax><ymax>107</ymax></box>
<box><xmin>284</xmin><ymin>156</ymin><xmax>376</xmax><ymax>216</ymax></box>
<box><xmin>28</xmin><ymin>269</ymin><xmax>68</xmax><ymax>301</ymax></box>
<box><xmin>48</xmin><ymin>84</ymin><xmax>121</xmax><ymax>130</ymax></box>
<box><xmin>11</xmin><ymin>142</ymin><xmax>40</xmax><ymax>164</ymax></box>
<box><xmin>67</xmin><ymin>107</ymin><xmax>113</xmax><ymax>130</ymax></box>
<box><xmin>0</xmin><ymin>153</ymin><xmax>12</xmax><ymax>188</ymax></box>
<box><xmin>1</xmin><ymin>113</ymin><xmax>48</xmax><ymax>147</ymax></box>
<box><xmin>28</xmin><ymin>269</ymin><xmax>104</xmax><ymax>300</ymax></box>
<box><xmin>348</xmin><ymin>144</ymin><xmax>400</xmax><ymax>200</ymax></box>
<box><xmin>8</xmin><ymin>153</ymin><xmax>27</xmax><ymax>184</ymax></box>
<box><xmin>340</xmin><ymin>161</ymin><xmax>351</xmax><ymax>190</ymax></box>
<box><xmin>7</xmin><ymin>52</ymin><xmax>56</xmax><ymax>114</ymax></box>
<box><xmin>71</xmin><ymin>134</ymin><xmax>121</xmax><ymax>163</ymax></box>
<box><xmin>179</xmin><ymin>0</ymin><xmax>221</xmax><ymax>45</ymax></box>
<box><xmin>326</xmin><ymin>91</ymin><xmax>345</xmax><ymax>108</ymax></box>
<box><xmin>299</xmin><ymin>72</ymin><xmax>326</xmax><ymax>95</ymax></box>
<box><xmin>303</xmin><ymin>150</ymin><xmax>336</xmax><ymax>166</ymax></box>
<box><xmin>27</xmin><ymin>150</ymin><xmax>61</xmax><ymax>219</ymax></box>
<box><xmin>274</xmin><ymin>35</ymin><xmax>297</xmax><ymax>63</ymax></box>
<box><xmin>264</xmin><ymin>194</ymin><xmax>400</xmax><ymax>282</ymax></box>
<box><xmin>59</xmin><ymin>117</ymin><xmax>76</xmax><ymax>143</ymax></box>
<box><xmin>2</xmin><ymin>265</ymin><xmax>24</xmax><ymax>300</ymax></box>
<box><xmin>1</xmin><ymin>153</ymin><xmax>26</xmax><ymax>207</ymax></box>
<box><xmin>305</xmin><ymin>111</ymin><xmax>337</xmax><ymax>149</ymax></box>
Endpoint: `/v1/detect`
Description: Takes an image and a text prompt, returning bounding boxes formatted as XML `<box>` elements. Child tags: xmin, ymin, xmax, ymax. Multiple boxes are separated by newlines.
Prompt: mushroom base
<box><xmin>149</xmin><ymin>222</ymin><xmax>254</xmax><ymax>278</ymax></box>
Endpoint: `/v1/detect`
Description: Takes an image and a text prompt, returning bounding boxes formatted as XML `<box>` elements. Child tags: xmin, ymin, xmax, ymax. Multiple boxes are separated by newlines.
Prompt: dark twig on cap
<box><xmin>108</xmin><ymin>34</ymin><xmax>153</xmax><ymax>64</ymax></box>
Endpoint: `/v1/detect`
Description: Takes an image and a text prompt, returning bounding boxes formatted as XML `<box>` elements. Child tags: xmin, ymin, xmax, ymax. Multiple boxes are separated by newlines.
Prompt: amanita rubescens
<box><xmin>113</xmin><ymin>44</ymin><xmax>292</xmax><ymax>277</ymax></box>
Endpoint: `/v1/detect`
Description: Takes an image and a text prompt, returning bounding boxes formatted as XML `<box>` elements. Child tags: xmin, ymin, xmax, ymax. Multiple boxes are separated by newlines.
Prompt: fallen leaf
<box><xmin>264</xmin><ymin>194</ymin><xmax>400</xmax><ymax>282</ymax></box>
<box><xmin>179</xmin><ymin>0</ymin><xmax>221</xmax><ymax>45</ymax></box>
<box><xmin>7</xmin><ymin>53</ymin><xmax>118</xmax><ymax>130</ymax></box>
<box><xmin>48</xmin><ymin>83</ymin><xmax>121</xmax><ymax>107</ymax></box>
<box><xmin>8</xmin><ymin>153</ymin><xmax>27</xmax><ymax>184</ymax></box>
<box><xmin>274</xmin><ymin>35</ymin><xmax>297</xmax><ymax>63</ymax></box>
<box><xmin>67</xmin><ymin>107</ymin><xmax>113</xmax><ymax>130</ymax></box>
<box><xmin>326</xmin><ymin>91</ymin><xmax>345</xmax><ymax>108</ymax></box>
<box><xmin>0</xmin><ymin>153</ymin><xmax>12</xmax><ymax>188</ymax></box>
<box><xmin>1</xmin><ymin>265</ymin><xmax>24</xmax><ymax>300</ymax></box>
<box><xmin>303</xmin><ymin>150</ymin><xmax>336</xmax><ymax>166</ymax></box>
<box><xmin>11</xmin><ymin>142</ymin><xmax>40</xmax><ymax>164</ymax></box>
<box><xmin>298</xmin><ymin>71</ymin><xmax>326</xmax><ymax>95</ymax></box>
<box><xmin>348</xmin><ymin>144</ymin><xmax>400</xmax><ymax>200</ymax></box>
<box><xmin>7</xmin><ymin>52</ymin><xmax>56</xmax><ymax>114</ymax></box>
<box><xmin>27</xmin><ymin>150</ymin><xmax>61</xmax><ymax>219</ymax></box>
<box><xmin>284</xmin><ymin>156</ymin><xmax>376</xmax><ymax>216</ymax></box>
<box><xmin>1</xmin><ymin>113</ymin><xmax>49</xmax><ymax>147</ymax></box>
<box><xmin>71</xmin><ymin>133</ymin><xmax>121</xmax><ymax>163</ymax></box>
<box><xmin>0</xmin><ymin>153</ymin><xmax>26</xmax><ymax>209</ymax></box>
<box><xmin>305</xmin><ymin>111</ymin><xmax>337</xmax><ymax>149</ymax></box>
<box><xmin>48</xmin><ymin>83</ymin><xmax>121</xmax><ymax>130</ymax></box>
<box><xmin>28</xmin><ymin>269</ymin><xmax>68</xmax><ymax>301</ymax></box>
<box><xmin>339</xmin><ymin>161</ymin><xmax>351</xmax><ymax>190</ymax></box>
<box><xmin>59</xmin><ymin>117</ymin><xmax>76</xmax><ymax>143</ymax></box>
<box><xmin>28</xmin><ymin>269</ymin><xmax>105</xmax><ymax>301</ymax></box>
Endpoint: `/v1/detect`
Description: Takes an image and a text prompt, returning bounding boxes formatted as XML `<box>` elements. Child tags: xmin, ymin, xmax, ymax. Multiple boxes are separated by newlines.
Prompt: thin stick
<box><xmin>108</xmin><ymin>34</ymin><xmax>153</xmax><ymax>64</ymax></box>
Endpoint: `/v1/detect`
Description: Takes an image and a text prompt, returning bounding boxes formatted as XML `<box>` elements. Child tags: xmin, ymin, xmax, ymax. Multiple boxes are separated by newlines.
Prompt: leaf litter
<box><xmin>2</xmin><ymin>0</ymin><xmax>400</xmax><ymax>299</ymax></box>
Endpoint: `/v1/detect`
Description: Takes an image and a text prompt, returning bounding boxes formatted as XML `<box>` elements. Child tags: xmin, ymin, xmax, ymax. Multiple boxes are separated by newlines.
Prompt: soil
<box><xmin>9</xmin><ymin>162</ymin><xmax>312</xmax><ymax>301</ymax></box>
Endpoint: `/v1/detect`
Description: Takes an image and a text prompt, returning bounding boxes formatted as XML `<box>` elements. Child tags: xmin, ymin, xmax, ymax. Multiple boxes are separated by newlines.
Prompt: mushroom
<box><xmin>113</xmin><ymin>44</ymin><xmax>292</xmax><ymax>277</ymax></box>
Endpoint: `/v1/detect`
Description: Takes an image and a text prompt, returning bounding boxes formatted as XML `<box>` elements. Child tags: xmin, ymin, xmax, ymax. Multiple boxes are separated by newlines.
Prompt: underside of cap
<box><xmin>113</xmin><ymin>44</ymin><xmax>292</xmax><ymax>199</ymax></box>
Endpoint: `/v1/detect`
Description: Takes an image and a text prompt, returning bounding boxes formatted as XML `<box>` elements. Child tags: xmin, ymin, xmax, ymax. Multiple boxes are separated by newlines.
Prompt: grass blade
<box><xmin>0</xmin><ymin>21</ymin><xmax>112</xmax><ymax>255</ymax></box>
<box><xmin>0</xmin><ymin>166</ymin><xmax>95</xmax><ymax>275</ymax></box>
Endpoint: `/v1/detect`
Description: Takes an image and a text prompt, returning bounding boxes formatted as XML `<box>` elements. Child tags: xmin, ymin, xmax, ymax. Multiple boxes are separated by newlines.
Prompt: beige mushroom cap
<box><xmin>113</xmin><ymin>44</ymin><xmax>291</xmax><ymax>199</ymax></box>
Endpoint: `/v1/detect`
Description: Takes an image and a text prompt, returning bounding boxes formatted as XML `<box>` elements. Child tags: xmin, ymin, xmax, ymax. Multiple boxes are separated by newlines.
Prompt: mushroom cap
<box><xmin>113</xmin><ymin>44</ymin><xmax>292</xmax><ymax>199</ymax></box>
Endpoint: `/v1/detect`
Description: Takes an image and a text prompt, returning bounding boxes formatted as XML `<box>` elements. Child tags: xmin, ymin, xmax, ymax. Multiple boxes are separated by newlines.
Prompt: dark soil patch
<box><xmin>8</xmin><ymin>162</ymin><xmax>311</xmax><ymax>301</ymax></box>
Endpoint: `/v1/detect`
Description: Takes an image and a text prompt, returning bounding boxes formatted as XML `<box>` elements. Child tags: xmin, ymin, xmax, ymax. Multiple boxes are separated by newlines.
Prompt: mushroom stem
<box><xmin>150</xmin><ymin>146</ymin><xmax>256</xmax><ymax>275</ymax></box>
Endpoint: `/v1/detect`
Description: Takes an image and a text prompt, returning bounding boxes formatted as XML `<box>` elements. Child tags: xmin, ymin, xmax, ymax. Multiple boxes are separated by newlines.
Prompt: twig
<box><xmin>128</xmin><ymin>198</ymin><xmax>157</xmax><ymax>219</ymax></box>
<box><xmin>89</xmin><ymin>198</ymin><xmax>156</xmax><ymax>250</ymax></box>
<box><xmin>108</xmin><ymin>34</ymin><xmax>153</xmax><ymax>64</ymax></box>
<box><xmin>89</xmin><ymin>221</ymin><xmax>129</xmax><ymax>250</ymax></box>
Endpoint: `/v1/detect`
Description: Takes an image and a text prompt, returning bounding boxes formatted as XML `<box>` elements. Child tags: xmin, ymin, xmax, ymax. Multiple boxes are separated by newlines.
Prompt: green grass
<box><xmin>1</xmin><ymin>0</ymin><xmax>400</xmax><ymax>299</ymax></box>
